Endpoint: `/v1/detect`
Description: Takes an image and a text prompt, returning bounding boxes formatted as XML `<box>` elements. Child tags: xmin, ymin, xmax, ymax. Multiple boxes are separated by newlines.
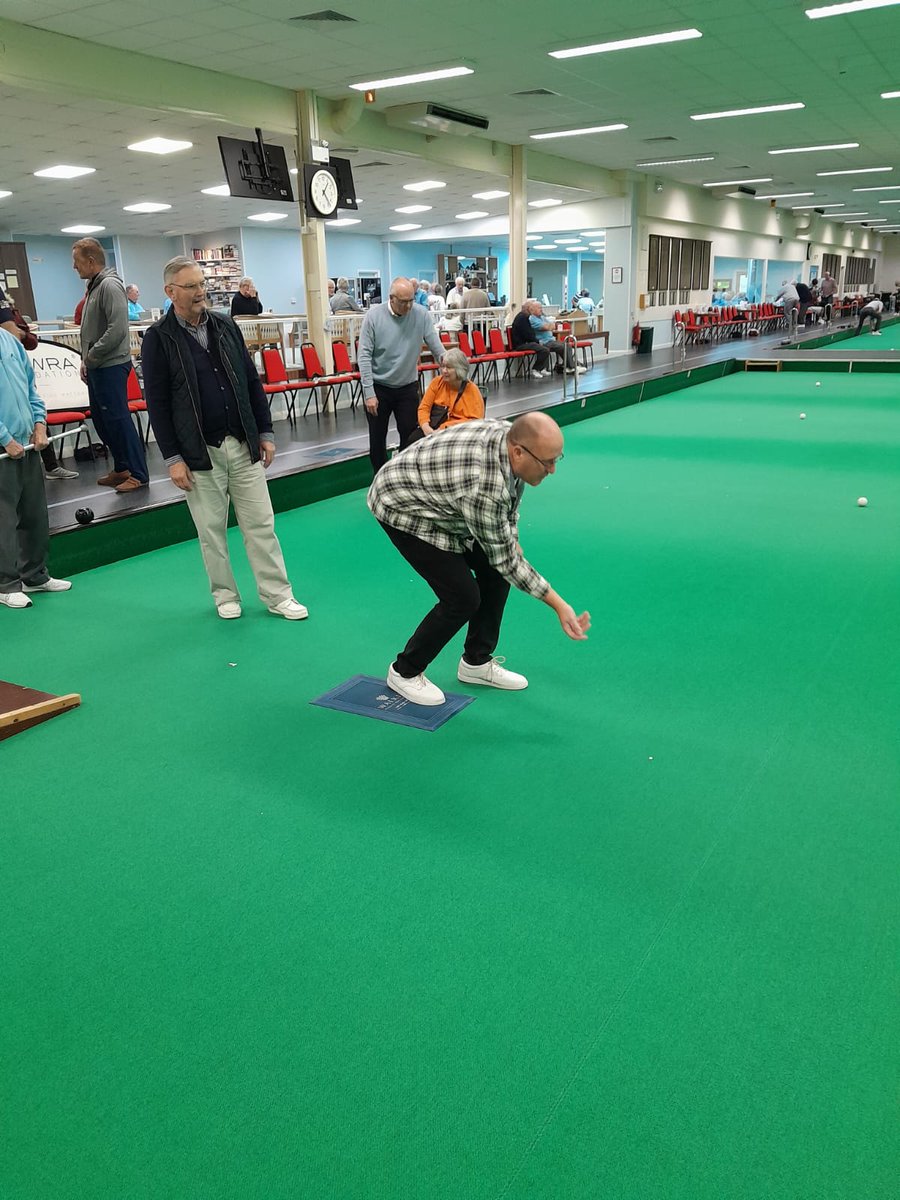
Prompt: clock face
<box><xmin>310</xmin><ymin>169</ymin><xmax>339</xmax><ymax>216</ymax></box>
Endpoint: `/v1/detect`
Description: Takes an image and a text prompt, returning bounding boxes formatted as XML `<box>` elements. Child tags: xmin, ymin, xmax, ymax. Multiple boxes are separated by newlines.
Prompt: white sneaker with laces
<box><xmin>871</xmin><ymin>331</ymin><xmax>882</xmax><ymax>336</ymax></box>
<box><xmin>45</xmin><ymin>467</ymin><xmax>80</xmax><ymax>480</ymax></box>
<box><xmin>217</xmin><ymin>601</ymin><xmax>242</xmax><ymax>619</ymax></box>
<box><xmin>457</xmin><ymin>656</ymin><xmax>528</xmax><ymax>691</ymax></box>
<box><xmin>387</xmin><ymin>664</ymin><xmax>445</xmax><ymax>706</ymax></box>
<box><xmin>575</xmin><ymin>364</ymin><xmax>587</xmax><ymax>374</ymax></box>
<box><xmin>532</xmin><ymin>369</ymin><xmax>547</xmax><ymax>379</ymax></box>
<box><xmin>268</xmin><ymin>597</ymin><xmax>309</xmax><ymax>620</ymax></box>
<box><xmin>23</xmin><ymin>577</ymin><xmax>72</xmax><ymax>593</ymax></box>
<box><xmin>0</xmin><ymin>591</ymin><xmax>32</xmax><ymax>608</ymax></box>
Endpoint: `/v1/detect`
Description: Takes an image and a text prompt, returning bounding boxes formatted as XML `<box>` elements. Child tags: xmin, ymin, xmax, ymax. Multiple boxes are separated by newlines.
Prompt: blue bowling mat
<box><xmin>310</xmin><ymin>674</ymin><xmax>474</xmax><ymax>730</ymax></box>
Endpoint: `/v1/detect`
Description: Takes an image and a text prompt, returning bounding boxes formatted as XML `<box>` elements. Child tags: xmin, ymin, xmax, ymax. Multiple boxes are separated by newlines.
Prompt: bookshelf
<box><xmin>192</xmin><ymin>244</ymin><xmax>242</xmax><ymax>306</ymax></box>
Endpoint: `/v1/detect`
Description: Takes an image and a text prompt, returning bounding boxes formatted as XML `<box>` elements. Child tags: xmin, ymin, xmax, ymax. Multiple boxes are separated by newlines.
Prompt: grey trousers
<box><xmin>0</xmin><ymin>449</ymin><xmax>50</xmax><ymax>591</ymax></box>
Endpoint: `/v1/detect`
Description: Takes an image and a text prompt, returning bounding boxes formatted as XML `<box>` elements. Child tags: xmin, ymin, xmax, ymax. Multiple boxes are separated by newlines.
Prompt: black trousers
<box><xmin>0</xmin><ymin>451</ymin><xmax>50</xmax><ymax>590</ymax></box>
<box><xmin>515</xmin><ymin>340</ymin><xmax>551</xmax><ymax>371</ymax></box>
<box><xmin>381</xmin><ymin>522</ymin><xmax>511</xmax><ymax>677</ymax></box>
<box><xmin>366</xmin><ymin>381</ymin><xmax>420</xmax><ymax>473</ymax></box>
<box><xmin>857</xmin><ymin>308</ymin><xmax>881</xmax><ymax>333</ymax></box>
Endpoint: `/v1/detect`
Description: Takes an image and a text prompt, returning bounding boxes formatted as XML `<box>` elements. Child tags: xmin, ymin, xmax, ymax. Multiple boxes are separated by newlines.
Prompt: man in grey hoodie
<box><xmin>73</xmin><ymin>238</ymin><xmax>149</xmax><ymax>492</ymax></box>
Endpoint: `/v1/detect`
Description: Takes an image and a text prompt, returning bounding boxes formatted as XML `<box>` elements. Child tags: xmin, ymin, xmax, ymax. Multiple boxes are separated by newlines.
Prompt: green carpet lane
<box><xmin>2</xmin><ymin>370</ymin><xmax>898</xmax><ymax>1198</ymax></box>
<box><xmin>817</xmin><ymin>317</ymin><xmax>900</xmax><ymax>352</ymax></box>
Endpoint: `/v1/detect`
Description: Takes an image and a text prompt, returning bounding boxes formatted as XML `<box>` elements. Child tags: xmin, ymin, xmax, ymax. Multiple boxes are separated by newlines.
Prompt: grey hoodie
<box><xmin>79</xmin><ymin>267</ymin><xmax>130</xmax><ymax>369</ymax></box>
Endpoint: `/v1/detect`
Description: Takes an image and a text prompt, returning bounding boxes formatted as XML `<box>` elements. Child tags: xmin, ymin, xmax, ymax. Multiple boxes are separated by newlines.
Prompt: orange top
<box><xmin>417</xmin><ymin>376</ymin><xmax>485</xmax><ymax>430</ymax></box>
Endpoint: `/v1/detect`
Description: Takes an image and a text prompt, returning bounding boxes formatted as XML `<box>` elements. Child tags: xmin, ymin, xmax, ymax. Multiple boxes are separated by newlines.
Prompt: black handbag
<box><xmin>403</xmin><ymin>380</ymin><xmax>467</xmax><ymax>448</ymax></box>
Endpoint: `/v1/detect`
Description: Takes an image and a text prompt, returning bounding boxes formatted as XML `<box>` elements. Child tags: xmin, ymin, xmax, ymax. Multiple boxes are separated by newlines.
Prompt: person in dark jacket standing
<box><xmin>141</xmin><ymin>257</ymin><xmax>307</xmax><ymax>621</ymax></box>
<box><xmin>72</xmin><ymin>238</ymin><xmax>149</xmax><ymax>492</ymax></box>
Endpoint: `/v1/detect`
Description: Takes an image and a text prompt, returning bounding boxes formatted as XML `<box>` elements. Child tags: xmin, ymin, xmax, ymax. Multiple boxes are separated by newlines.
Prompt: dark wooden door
<box><xmin>0</xmin><ymin>243</ymin><xmax>38</xmax><ymax>320</ymax></box>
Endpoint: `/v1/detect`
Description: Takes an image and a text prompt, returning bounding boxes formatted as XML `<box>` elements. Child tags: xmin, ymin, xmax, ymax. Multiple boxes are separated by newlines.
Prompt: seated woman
<box><xmin>231</xmin><ymin>277</ymin><xmax>263</xmax><ymax>317</ymax></box>
<box><xmin>417</xmin><ymin>348</ymin><xmax>485</xmax><ymax>437</ymax></box>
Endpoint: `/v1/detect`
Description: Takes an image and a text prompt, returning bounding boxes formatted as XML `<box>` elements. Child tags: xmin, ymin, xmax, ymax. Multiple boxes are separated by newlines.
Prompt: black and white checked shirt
<box><xmin>367</xmin><ymin>420</ymin><xmax>549</xmax><ymax>598</ymax></box>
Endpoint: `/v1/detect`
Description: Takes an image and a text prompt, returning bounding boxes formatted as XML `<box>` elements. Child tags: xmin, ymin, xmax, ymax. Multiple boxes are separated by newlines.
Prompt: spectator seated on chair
<box><xmin>416</xmin><ymin>348</ymin><xmax>485</xmax><ymax>438</ymax></box>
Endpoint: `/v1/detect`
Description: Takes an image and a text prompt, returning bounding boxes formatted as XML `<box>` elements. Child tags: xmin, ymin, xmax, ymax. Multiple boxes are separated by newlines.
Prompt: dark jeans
<box><xmin>542</xmin><ymin>338</ymin><xmax>575</xmax><ymax>369</ymax></box>
<box><xmin>857</xmin><ymin>308</ymin><xmax>882</xmax><ymax>333</ymax></box>
<box><xmin>0</xmin><ymin>450</ymin><xmax>50</xmax><ymax>590</ymax></box>
<box><xmin>381</xmin><ymin>522</ymin><xmax>511</xmax><ymax>677</ymax></box>
<box><xmin>87</xmin><ymin>362</ymin><xmax>149</xmax><ymax>483</ymax></box>
<box><xmin>515</xmin><ymin>340</ymin><xmax>551</xmax><ymax>371</ymax></box>
<box><xmin>366</xmin><ymin>381</ymin><xmax>420</xmax><ymax>473</ymax></box>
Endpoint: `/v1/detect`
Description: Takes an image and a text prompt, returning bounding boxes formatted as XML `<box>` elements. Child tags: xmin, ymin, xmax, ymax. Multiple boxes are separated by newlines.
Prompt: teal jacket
<box><xmin>0</xmin><ymin>328</ymin><xmax>45</xmax><ymax>448</ymax></box>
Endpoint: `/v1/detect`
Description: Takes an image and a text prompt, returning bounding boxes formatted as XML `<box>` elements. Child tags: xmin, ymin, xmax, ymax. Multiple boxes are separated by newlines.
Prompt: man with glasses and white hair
<box><xmin>357</xmin><ymin>276</ymin><xmax>446</xmax><ymax>473</ymax></box>
<box><xmin>368</xmin><ymin>411</ymin><xmax>590</xmax><ymax>706</ymax></box>
<box><xmin>140</xmin><ymin>256</ymin><xmax>307</xmax><ymax>622</ymax></box>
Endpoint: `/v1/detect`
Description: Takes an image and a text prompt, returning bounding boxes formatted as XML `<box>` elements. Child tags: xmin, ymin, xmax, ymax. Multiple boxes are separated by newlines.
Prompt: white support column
<box><xmin>509</xmin><ymin>144</ymin><xmax>527</xmax><ymax>306</ymax></box>
<box><xmin>603</xmin><ymin>184</ymin><xmax>639</xmax><ymax>353</ymax></box>
<box><xmin>296</xmin><ymin>90</ymin><xmax>329</xmax><ymax>360</ymax></box>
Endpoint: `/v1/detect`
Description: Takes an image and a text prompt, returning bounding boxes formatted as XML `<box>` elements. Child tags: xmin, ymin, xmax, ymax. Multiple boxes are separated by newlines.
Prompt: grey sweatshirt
<box><xmin>80</xmin><ymin>267</ymin><xmax>131</xmax><ymax>369</ymax></box>
<box><xmin>357</xmin><ymin>301</ymin><xmax>445</xmax><ymax>398</ymax></box>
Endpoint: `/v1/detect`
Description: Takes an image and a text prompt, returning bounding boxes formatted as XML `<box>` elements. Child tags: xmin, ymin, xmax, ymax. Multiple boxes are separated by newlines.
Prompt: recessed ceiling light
<box><xmin>852</xmin><ymin>184</ymin><xmax>900</xmax><ymax>191</ymax></box>
<box><xmin>877</xmin><ymin>198</ymin><xmax>900</xmax><ymax>203</ymax></box>
<box><xmin>703</xmin><ymin>177</ymin><xmax>773</xmax><ymax>186</ymax></box>
<box><xmin>389</xmin><ymin>223</ymin><xmax>422</xmax><ymax>231</ymax></box>
<box><xmin>526</xmin><ymin>234</ymin><xmax>543</xmax><ymax>241</ymax></box>
<box><xmin>247</xmin><ymin>212</ymin><xmax>288</xmax><ymax>221</ymax></box>
<box><xmin>833</xmin><ymin>212</ymin><xmax>868</xmax><ymax>216</ymax></box>
<box><xmin>61</xmin><ymin>224</ymin><xmax>105</xmax><ymax>233</ymax></box>
<box><xmin>550</xmin><ymin>28</ymin><xmax>702</xmax><ymax>59</ymax></box>
<box><xmin>798</xmin><ymin>202</ymin><xmax>845</xmax><ymax>207</ymax></box>
<box><xmin>127</xmin><ymin>137</ymin><xmax>193</xmax><ymax>154</ymax></box>
<box><xmin>817</xmin><ymin>166</ymin><xmax>892</xmax><ymax>175</ymax></box>
<box><xmin>756</xmin><ymin>192</ymin><xmax>815</xmax><ymax>199</ymax></box>
<box><xmin>350</xmin><ymin>66</ymin><xmax>473</xmax><ymax>91</ymax></box>
<box><xmin>529</xmin><ymin>198</ymin><xmax>563</xmax><ymax>208</ymax></box>
<box><xmin>201</xmin><ymin>184</ymin><xmax>230</xmax><ymax>196</ymax></box>
<box><xmin>882</xmin><ymin>90</ymin><xmax>900</xmax><ymax>98</ymax></box>
<box><xmin>472</xmin><ymin>190</ymin><xmax>509</xmax><ymax>200</ymax></box>
<box><xmin>326</xmin><ymin>218</ymin><xmax>362</xmax><ymax>226</ymax></box>
<box><xmin>530</xmin><ymin>123</ymin><xmax>628</xmax><ymax>139</ymax></box>
<box><xmin>691</xmin><ymin>102</ymin><xmax>804</xmax><ymax>121</ymax></box>
<box><xmin>0</xmin><ymin>190</ymin><xmax>11</xmax><ymax>200</ymax></box>
<box><xmin>34</xmin><ymin>165</ymin><xmax>95</xmax><ymax>179</ymax></box>
<box><xmin>395</xmin><ymin>204</ymin><xmax>432</xmax><ymax>214</ymax></box>
<box><xmin>768</xmin><ymin>142</ymin><xmax>860</xmax><ymax>153</ymax></box>
<box><xmin>806</xmin><ymin>0</ymin><xmax>900</xmax><ymax>18</ymax></box>
<box><xmin>403</xmin><ymin>180</ymin><xmax>446</xmax><ymax>192</ymax></box>
<box><xmin>455</xmin><ymin>211</ymin><xmax>490</xmax><ymax>219</ymax></box>
<box><xmin>123</xmin><ymin>201</ymin><xmax>171</xmax><ymax>212</ymax></box>
<box><xmin>635</xmin><ymin>155</ymin><xmax>716</xmax><ymax>166</ymax></box>
<box><xmin>581</xmin><ymin>230</ymin><xmax>605</xmax><ymax>237</ymax></box>
<box><xmin>532</xmin><ymin>243</ymin><xmax>558</xmax><ymax>249</ymax></box>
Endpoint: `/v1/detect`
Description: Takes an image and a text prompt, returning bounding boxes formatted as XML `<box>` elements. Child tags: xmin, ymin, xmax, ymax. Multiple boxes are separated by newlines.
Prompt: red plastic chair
<box><xmin>300</xmin><ymin>342</ymin><xmax>357</xmax><ymax>413</ymax></box>
<box><xmin>126</xmin><ymin>367</ymin><xmax>151</xmax><ymax>445</ymax></box>
<box><xmin>331</xmin><ymin>340</ymin><xmax>362</xmax><ymax>408</ymax></box>
<box><xmin>261</xmin><ymin>347</ymin><xmax>321</xmax><ymax>420</ymax></box>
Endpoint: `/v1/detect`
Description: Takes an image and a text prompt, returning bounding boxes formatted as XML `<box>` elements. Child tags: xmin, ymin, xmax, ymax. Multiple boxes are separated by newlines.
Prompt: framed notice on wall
<box><xmin>611</xmin><ymin>266</ymin><xmax>623</xmax><ymax>284</ymax></box>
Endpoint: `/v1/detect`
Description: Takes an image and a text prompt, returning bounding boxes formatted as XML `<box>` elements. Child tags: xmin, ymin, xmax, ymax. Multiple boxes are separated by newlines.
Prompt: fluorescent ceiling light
<box><xmin>756</xmin><ymin>192</ymin><xmax>815</xmax><ymax>199</ymax></box>
<box><xmin>691</xmin><ymin>102</ymin><xmax>804</xmax><ymax>120</ymax></box>
<box><xmin>201</xmin><ymin>184</ymin><xmax>230</xmax><ymax>196</ymax></box>
<box><xmin>526</xmin><ymin>234</ymin><xmax>543</xmax><ymax>241</ymax></box>
<box><xmin>878</xmin><ymin>198</ymin><xmax>900</xmax><ymax>203</ymax></box>
<box><xmin>581</xmin><ymin>230</ymin><xmax>605</xmax><ymax>237</ymax></box>
<box><xmin>350</xmin><ymin>66</ymin><xmax>473</xmax><ymax>91</ymax></box>
<box><xmin>817</xmin><ymin>166</ymin><xmax>892</xmax><ymax>175</ymax></box>
<box><xmin>403</xmin><ymin>180</ymin><xmax>446</xmax><ymax>192</ymax></box>
<box><xmin>532</xmin><ymin>243</ymin><xmax>558</xmax><ymax>249</ymax></box>
<box><xmin>843</xmin><ymin>217</ymin><xmax>886</xmax><ymax>222</ymax></box>
<box><xmin>123</xmin><ymin>201</ymin><xmax>171</xmax><ymax>212</ymax></box>
<box><xmin>768</xmin><ymin>142</ymin><xmax>859</xmax><ymax>153</ymax></box>
<box><xmin>797</xmin><ymin>202</ymin><xmax>845</xmax><ymax>207</ymax></box>
<box><xmin>636</xmin><ymin>155</ymin><xmax>716</xmax><ymax>167</ymax></box>
<box><xmin>834</xmin><ymin>212</ymin><xmax>868</xmax><ymax>216</ymax></box>
<box><xmin>34</xmin><ymin>165</ymin><xmax>95</xmax><ymax>179</ymax></box>
<box><xmin>455</xmin><ymin>211</ymin><xmax>490</xmax><ymax>219</ymax></box>
<box><xmin>389</xmin><ymin>223</ymin><xmax>422</xmax><ymax>231</ymax></box>
<box><xmin>472</xmin><ymin>190</ymin><xmax>509</xmax><ymax>200</ymax></box>
<box><xmin>0</xmin><ymin>190</ymin><xmax>11</xmax><ymax>199</ymax></box>
<box><xmin>852</xmin><ymin>184</ymin><xmax>900</xmax><ymax>191</ymax></box>
<box><xmin>550</xmin><ymin>28</ymin><xmax>702</xmax><ymax>59</ymax></box>
<box><xmin>882</xmin><ymin>90</ymin><xmax>900</xmax><ymax>98</ymax></box>
<box><xmin>61</xmin><ymin>224</ymin><xmax>105</xmax><ymax>233</ymax></box>
<box><xmin>702</xmin><ymin>177</ymin><xmax>772</xmax><ymax>186</ymax></box>
<box><xmin>326</xmin><ymin>218</ymin><xmax>361</xmax><ymax>226</ymax></box>
<box><xmin>529</xmin><ymin>198</ymin><xmax>562</xmax><ymax>208</ymax></box>
<box><xmin>127</xmin><ymin>137</ymin><xmax>192</xmax><ymax>154</ymax></box>
<box><xmin>806</xmin><ymin>0</ymin><xmax>900</xmax><ymax>18</ymax></box>
<box><xmin>247</xmin><ymin>212</ymin><xmax>288</xmax><ymax>221</ymax></box>
<box><xmin>395</xmin><ymin>205</ymin><xmax>432</xmax><ymax>213</ymax></box>
<box><xmin>530</xmin><ymin>123</ymin><xmax>628</xmax><ymax>139</ymax></box>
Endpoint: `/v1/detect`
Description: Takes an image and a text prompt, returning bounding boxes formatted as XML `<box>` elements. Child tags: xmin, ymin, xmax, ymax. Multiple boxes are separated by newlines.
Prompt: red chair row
<box><xmin>46</xmin><ymin>365</ymin><xmax>149</xmax><ymax>459</ymax></box>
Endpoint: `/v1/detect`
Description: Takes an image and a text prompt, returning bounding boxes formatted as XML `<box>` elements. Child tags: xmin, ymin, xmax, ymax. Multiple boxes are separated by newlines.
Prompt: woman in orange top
<box><xmin>417</xmin><ymin>347</ymin><xmax>484</xmax><ymax>437</ymax></box>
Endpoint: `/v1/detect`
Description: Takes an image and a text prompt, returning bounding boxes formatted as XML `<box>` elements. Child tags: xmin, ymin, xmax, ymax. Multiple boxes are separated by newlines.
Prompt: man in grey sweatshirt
<box><xmin>74</xmin><ymin>238</ymin><xmax>149</xmax><ymax>491</ymax></box>
<box><xmin>357</xmin><ymin>276</ymin><xmax>445</xmax><ymax>472</ymax></box>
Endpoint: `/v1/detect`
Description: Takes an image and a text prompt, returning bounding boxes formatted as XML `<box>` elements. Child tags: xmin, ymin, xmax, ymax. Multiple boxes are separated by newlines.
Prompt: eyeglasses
<box><xmin>389</xmin><ymin>295</ymin><xmax>415</xmax><ymax>306</ymax></box>
<box><xmin>171</xmin><ymin>279</ymin><xmax>206</xmax><ymax>292</ymax></box>
<box><xmin>518</xmin><ymin>443</ymin><xmax>564</xmax><ymax>470</ymax></box>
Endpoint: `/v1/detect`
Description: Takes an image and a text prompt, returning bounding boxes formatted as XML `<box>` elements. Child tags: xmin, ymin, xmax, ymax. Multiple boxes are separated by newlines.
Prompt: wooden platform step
<box><xmin>744</xmin><ymin>360</ymin><xmax>782</xmax><ymax>372</ymax></box>
<box><xmin>0</xmin><ymin>680</ymin><xmax>81</xmax><ymax>742</ymax></box>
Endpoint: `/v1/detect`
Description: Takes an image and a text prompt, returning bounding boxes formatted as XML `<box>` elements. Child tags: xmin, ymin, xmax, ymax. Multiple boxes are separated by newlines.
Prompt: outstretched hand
<box><xmin>558</xmin><ymin>604</ymin><xmax>591</xmax><ymax>640</ymax></box>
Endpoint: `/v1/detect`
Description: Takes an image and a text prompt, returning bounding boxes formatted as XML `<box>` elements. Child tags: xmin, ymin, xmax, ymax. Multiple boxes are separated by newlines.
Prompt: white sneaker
<box><xmin>0</xmin><ymin>590</ymin><xmax>32</xmax><ymax>608</ymax></box>
<box><xmin>217</xmin><ymin>601</ymin><xmax>242</xmax><ymax>619</ymax></box>
<box><xmin>872</xmin><ymin>331</ymin><xmax>882</xmax><ymax>336</ymax></box>
<box><xmin>532</xmin><ymin>369</ymin><xmax>547</xmax><ymax>379</ymax></box>
<box><xmin>45</xmin><ymin>466</ymin><xmax>79</xmax><ymax>480</ymax></box>
<box><xmin>23</xmin><ymin>577</ymin><xmax>72</xmax><ymax>593</ymax></box>
<box><xmin>387</xmin><ymin>663</ymin><xmax>445</xmax><ymax>706</ymax></box>
<box><xmin>457</xmin><ymin>656</ymin><xmax>528</xmax><ymax>691</ymax></box>
<box><xmin>575</xmin><ymin>364</ymin><xmax>587</xmax><ymax>374</ymax></box>
<box><xmin>268</xmin><ymin>597</ymin><xmax>309</xmax><ymax>620</ymax></box>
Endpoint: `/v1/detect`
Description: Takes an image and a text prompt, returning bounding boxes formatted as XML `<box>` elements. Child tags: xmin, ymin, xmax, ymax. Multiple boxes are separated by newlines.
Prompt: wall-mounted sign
<box><xmin>26</xmin><ymin>341</ymin><xmax>89</xmax><ymax>412</ymax></box>
<box><xmin>611</xmin><ymin>266</ymin><xmax>623</xmax><ymax>284</ymax></box>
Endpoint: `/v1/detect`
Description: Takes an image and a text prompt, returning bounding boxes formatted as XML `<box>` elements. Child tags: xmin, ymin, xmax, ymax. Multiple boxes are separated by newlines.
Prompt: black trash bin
<box><xmin>636</xmin><ymin>327</ymin><xmax>654</xmax><ymax>355</ymax></box>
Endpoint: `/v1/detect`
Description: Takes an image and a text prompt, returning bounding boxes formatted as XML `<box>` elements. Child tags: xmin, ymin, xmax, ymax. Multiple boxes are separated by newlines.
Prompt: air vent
<box><xmin>642</xmin><ymin>136</ymin><xmax>678</xmax><ymax>143</ymax></box>
<box><xmin>290</xmin><ymin>9</ymin><xmax>357</xmax><ymax>21</ymax></box>
<box><xmin>512</xmin><ymin>88</ymin><xmax>559</xmax><ymax>97</ymax></box>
